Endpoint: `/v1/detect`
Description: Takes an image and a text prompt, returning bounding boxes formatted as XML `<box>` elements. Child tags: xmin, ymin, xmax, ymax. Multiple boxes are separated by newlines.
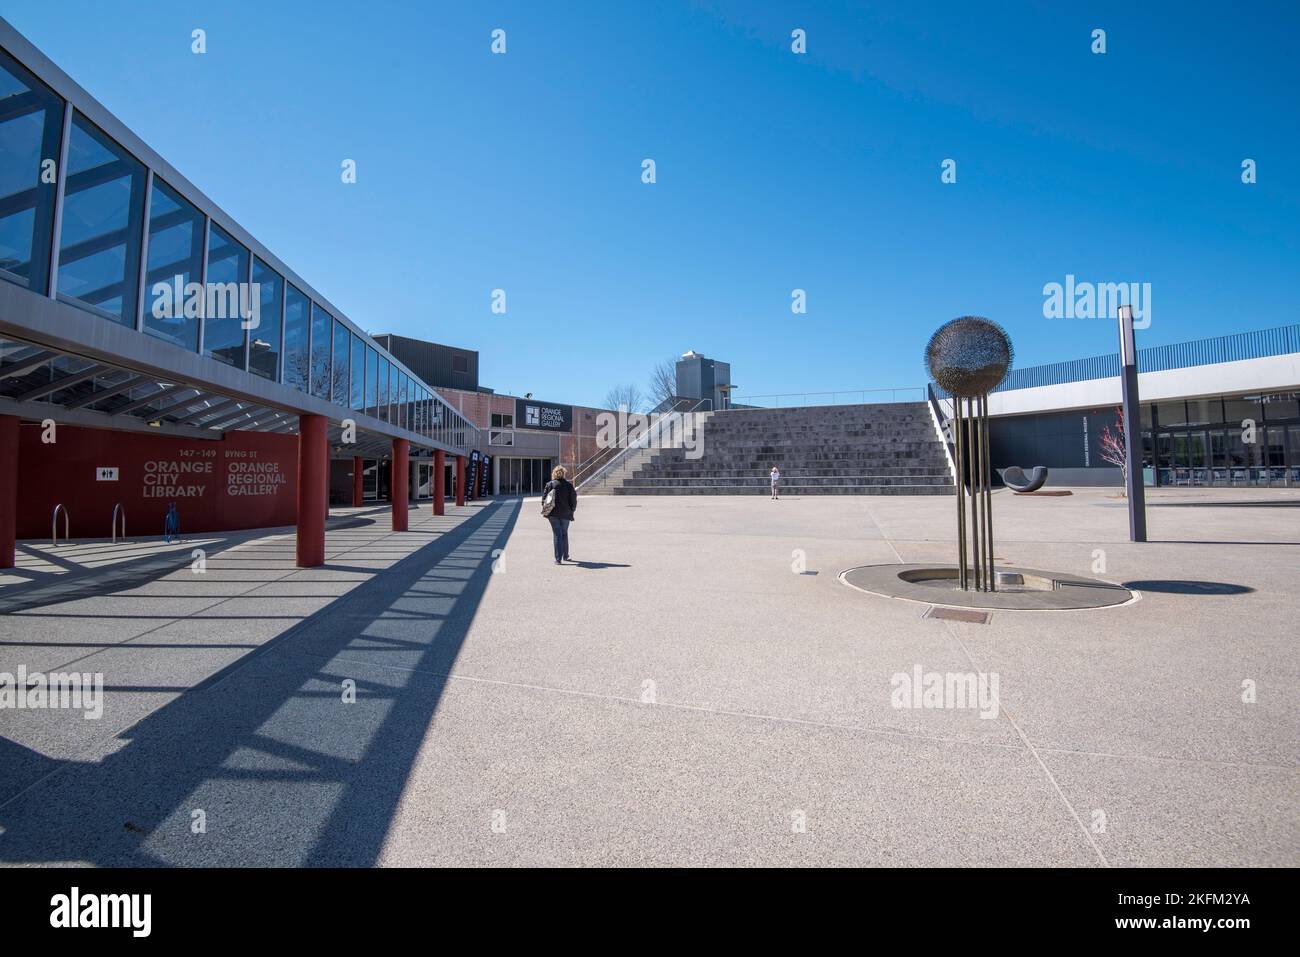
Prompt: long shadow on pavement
<box><xmin>0</xmin><ymin>497</ymin><xmax>520</xmax><ymax>867</ymax></box>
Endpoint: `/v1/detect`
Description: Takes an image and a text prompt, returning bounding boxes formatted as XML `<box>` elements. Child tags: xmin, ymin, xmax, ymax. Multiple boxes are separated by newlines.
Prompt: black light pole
<box><xmin>1118</xmin><ymin>304</ymin><xmax>1147</xmax><ymax>542</ymax></box>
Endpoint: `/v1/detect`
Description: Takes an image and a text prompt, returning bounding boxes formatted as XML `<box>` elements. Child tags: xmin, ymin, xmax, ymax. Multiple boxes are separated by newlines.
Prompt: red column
<box><xmin>352</xmin><ymin>456</ymin><xmax>364</xmax><ymax>507</ymax></box>
<box><xmin>297</xmin><ymin>414</ymin><xmax>328</xmax><ymax>567</ymax></box>
<box><xmin>433</xmin><ymin>449</ymin><xmax>445</xmax><ymax>515</ymax></box>
<box><xmin>0</xmin><ymin>415</ymin><xmax>18</xmax><ymax>569</ymax></box>
<box><xmin>392</xmin><ymin>438</ymin><xmax>409</xmax><ymax>531</ymax></box>
<box><xmin>455</xmin><ymin>455</ymin><xmax>466</xmax><ymax>507</ymax></box>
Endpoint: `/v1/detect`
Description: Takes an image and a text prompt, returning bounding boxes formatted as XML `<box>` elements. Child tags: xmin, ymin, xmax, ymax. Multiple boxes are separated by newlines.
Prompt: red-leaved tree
<box><xmin>1098</xmin><ymin>406</ymin><xmax>1127</xmax><ymax>496</ymax></box>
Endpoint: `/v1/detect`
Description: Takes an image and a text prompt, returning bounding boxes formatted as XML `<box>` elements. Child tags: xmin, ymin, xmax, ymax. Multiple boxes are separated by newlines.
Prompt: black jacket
<box><xmin>543</xmin><ymin>478</ymin><xmax>577</xmax><ymax>521</ymax></box>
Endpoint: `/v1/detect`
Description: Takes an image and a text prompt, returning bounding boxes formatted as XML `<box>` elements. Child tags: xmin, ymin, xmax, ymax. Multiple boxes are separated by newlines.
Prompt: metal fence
<box><xmin>933</xmin><ymin>324</ymin><xmax>1299</xmax><ymax>398</ymax></box>
<box><xmin>728</xmin><ymin>388</ymin><xmax>925</xmax><ymax>408</ymax></box>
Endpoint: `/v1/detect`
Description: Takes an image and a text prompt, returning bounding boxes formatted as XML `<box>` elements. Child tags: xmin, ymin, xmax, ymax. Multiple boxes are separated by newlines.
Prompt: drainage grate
<box><xmin>924</xmin><ymin>606</ymin><xmax>990</xmax><ymax>624</ymax></box>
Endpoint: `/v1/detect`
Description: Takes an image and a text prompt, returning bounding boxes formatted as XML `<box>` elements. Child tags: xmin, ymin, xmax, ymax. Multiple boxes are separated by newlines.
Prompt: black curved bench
<box><xmin>1001</xmin><ymin>466</ymin><xmax>1048</xmax><ymax>493</ymax></box>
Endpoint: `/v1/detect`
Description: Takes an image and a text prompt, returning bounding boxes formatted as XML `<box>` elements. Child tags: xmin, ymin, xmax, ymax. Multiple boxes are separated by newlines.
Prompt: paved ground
<box><xmin>0</xmin><ymin>488</ymin><xmax>1296</xmax><ymax>866</ymax></box>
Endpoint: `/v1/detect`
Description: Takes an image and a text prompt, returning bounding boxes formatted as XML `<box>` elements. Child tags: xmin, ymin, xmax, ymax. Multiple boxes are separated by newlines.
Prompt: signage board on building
<box><xmin>515</xmin><ymin>398</ymin><xmax>572</xmax><ymax>432</ymax></box>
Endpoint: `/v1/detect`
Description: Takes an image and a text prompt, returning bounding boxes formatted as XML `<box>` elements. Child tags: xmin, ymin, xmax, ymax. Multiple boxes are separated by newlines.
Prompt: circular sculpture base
<box><xmin>839</xmin><ymin>564</ymin><xmax>1136</xmax><ymax>611</ymax></box>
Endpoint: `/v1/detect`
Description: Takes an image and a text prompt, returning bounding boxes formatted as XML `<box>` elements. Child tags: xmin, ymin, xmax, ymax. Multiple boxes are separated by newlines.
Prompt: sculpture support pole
<box><xmin>966</xmin><ymin>398</ymin><xmax>981</xmax><ymax>591</ymax></box>
<box><xmin>953</xmin><ymin>397</ymin><xmax>967</xmax><ymax>589</ymax></box>
<box><xmin>981</xmin><ymin>393</ymin><xmax>995</xmax><ymax>591</ymax></box>
<box><xmin>973</xmin><ymin>395</ymin><xmax>984</xmax><ymax>590</ymax></box>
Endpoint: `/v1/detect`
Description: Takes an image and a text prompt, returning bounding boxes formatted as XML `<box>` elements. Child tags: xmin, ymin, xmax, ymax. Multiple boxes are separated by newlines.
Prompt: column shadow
<box><xmin>0</xmin><ymin>497</ymin><xmax>521</xmax><ymax>867</ymax></box>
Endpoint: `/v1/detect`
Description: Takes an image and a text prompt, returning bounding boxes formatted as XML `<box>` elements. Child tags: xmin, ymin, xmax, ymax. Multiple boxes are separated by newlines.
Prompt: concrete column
<box><xmin>392</xmin><ymin>438</ymin><xmax>410</xmax><ymax>531</ymax></box>
<box><xmin>0</xmin><ymin>415</ymin><xmax>18</xmax><ymax>569</ymax></box>
<box><xmin>455</xmin><ymin>455</ymin><xmax>466</xmax><ymax>507</ymax></box>
<box><xmin>296</xmin><ymin>415</ymin><xmax>328</xmax><ymax>567</ymax></box>
<box><xmin>433</xmin><ymin>449</ymin><xmax>445</xmax><ymax>515</ymax></box>
<box><xmin>352</xmin><ymin>456</ymin><xmax>364</xmax><ymax>507</ymax></box>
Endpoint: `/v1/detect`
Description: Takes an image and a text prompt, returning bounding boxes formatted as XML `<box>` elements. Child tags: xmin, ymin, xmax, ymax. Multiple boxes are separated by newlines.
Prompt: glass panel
<box><xmin>1154</xmin><ymin>401</ymin><xmax>1186</xmax><ymax>428</ymax></box>
<box><xmin>331</xmin><ymin>319</ymin><xmax>350</xmax><ymax>405</ymax></box>
<box><xmin>387</xmin><ymin>364</ymin><xmax>399</xmax><ymax>423</ymax></box>
<box><xmin>366</xmin><ymin>346</ymin><xmax>378</xmax><ymax>417</ymax></box>
<box><xmin>377</xmin><ymin>358</ymin><xmax>389</xmax><ymax>423</ymax></box>
<box><xmin>1185</xmin><ymin>398</ymin><xmax>1221</xmax><ymax>427</ymax></box>
<box><xmin>1209</xmin><ymin>431</ymin><xmax>1229</xmax><ymax>484</ymax></box>
<box><xmin>203</xmin><ymin>223</ymin><xmax>249</xmax><ymax>367</ymax></box>
<box><xmin>1224</xmin><ymin>395</ymin><xmax>1263</xmax><ymax>432</ymax></box>
<box><xmin>57</xmin><ymin>114</ymin><xmax>146</xmax><ymax>324</ymax></box>
<box><xmin>1261</xmin><ymin>392</ymin><xmax>1300</xmax><ymax>423</ymax></box>
<box><xmin>283</xmin><ymin>283</ymin><xmax>309</xmax><ymax>391</ymax></box>
<box><xmin>248</xmin><ymin>257</ymin><xmax>282</xmax><ymax>380</ymax></box>
<box><xmin>1289</xmin><ymin>427</ymin><xmax>1300</xmax><ymax>485</ymax></box>
<box><xmin>310</xmin><ymin>303</ymin><xmax>331</xmax><ymax>400</ymax></box>
<box><xmin>1265</xmin><ymin>428</ymin><xmax>1286</xmax><ymax>484</ymax></box>
<box><xmin>143</xmin><ymin>178</ymin><xmax>204</xmax><ymax>349</ymax></box>
<box><xmin>0</xmin><ymin>49</ymin><xmax>63</xmax><ymax>292</ymax></box>
<box><xmin>1155</xmin><ymin>433</ymin><xmax>1173</xmax><ymax>486</ymax></box>
<box><xmin>1188</xmin><ymin>431</ymin><xmax>1207</xmax><ymax>484</ymax></box>
<box><xmin>349</xmin><ymin>333</ymin><xmax>364</xmax><ymax>411</ymax></box>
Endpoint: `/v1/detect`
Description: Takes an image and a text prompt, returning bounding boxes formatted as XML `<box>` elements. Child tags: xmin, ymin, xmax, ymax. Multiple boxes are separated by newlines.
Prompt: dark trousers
<box><xmin>548</xmin><ymin>517</ymin><xmax>570</xmax><ymax>561</ymax></box>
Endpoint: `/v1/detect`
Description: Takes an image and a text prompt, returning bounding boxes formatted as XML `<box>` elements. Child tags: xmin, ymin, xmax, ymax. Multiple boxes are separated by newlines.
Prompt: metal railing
<box><xmin>111</xmin><ymin>503</ymin><xmax>127</xmax><ymax>544</ymax></box>
<box><xmin>576</xmin><ymin>398</ymin><xmax>712</xmax><ymax>491</ymax></box>
<box><xmin>728</xmin><ymin>388</ymin><xmax>925</xmax><ymax>408</ymax></box>
<box><xmin>933</xmin><ymin>323</ymin><xmax>1300</xmax><ymax>397</ymax></box>
<box><xmin>51</xmin><ymin>504</ymin><xmax>69</xmax><ymax>546</ymax></box>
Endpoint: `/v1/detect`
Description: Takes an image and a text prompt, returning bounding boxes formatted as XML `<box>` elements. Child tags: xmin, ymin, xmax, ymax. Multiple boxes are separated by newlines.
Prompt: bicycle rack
<box><xmin>52</xmin><ymin>503</ymin><xmax>69</xmax><ymax>546</ymax></box>
<box><xmin>111</xmin><ymin>503</ymin><xmax>128</xmax><ymax>544</ymax></box>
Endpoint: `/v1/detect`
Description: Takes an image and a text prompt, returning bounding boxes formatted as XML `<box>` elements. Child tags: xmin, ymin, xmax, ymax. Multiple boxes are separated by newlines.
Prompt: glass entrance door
<box><xmin>498</xmin><ymin>458</ymin><xmax>555</xmax><ymax>495</ymax></box>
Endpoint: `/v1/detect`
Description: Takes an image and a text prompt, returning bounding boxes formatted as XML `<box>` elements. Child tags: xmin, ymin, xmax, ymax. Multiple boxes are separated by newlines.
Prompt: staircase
<box><xmin>582</xmin><ymin>402</ymin><xmax>955</xmax><ymax>495</ymax></box>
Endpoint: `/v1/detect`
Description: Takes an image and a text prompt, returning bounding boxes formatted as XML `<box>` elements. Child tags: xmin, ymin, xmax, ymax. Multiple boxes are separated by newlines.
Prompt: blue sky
<box><xmin>7</xmin><ymin>0</ymin><xmax>1297</xmax><ymax>407</ymax></box>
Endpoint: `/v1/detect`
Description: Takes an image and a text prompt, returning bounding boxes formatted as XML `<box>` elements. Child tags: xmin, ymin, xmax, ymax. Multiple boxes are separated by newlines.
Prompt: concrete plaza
<box><xmin>0</xmin><ymin>488</ymin><xmax>1296</xmax><ymax>867</ymax></box>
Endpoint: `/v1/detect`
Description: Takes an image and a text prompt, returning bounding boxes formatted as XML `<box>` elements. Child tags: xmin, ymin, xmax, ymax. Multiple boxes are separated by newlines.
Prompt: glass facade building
<box><xmin>1</xmin><ymin>34</ymin><xmax>475</xmax><ymax>455</ymax></box>
<box><xmin>1143</xmin><ymin>392</ymin><xmax>1300</xmax><ymax>487</ymax></box>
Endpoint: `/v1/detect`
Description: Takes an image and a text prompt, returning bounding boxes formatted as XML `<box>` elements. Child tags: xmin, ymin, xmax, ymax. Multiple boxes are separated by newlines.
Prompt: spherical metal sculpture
<box><xmin>925</xmin><ymin>316</ymin><xmax>1014</xmax><ymax>398</ymax></box>
<box><xmin>925</xmin><ymin>316</ymin><xmax>1014</xmax><ymax>593</ymax></box>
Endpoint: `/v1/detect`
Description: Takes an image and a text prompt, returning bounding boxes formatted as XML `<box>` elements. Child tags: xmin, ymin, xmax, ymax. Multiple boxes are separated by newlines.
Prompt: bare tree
<box><xmin>603</xmin><ymin>383</ymin><xmax>645</xmax><ymax>413</ymax></box>
<box><xmin>647</xmin><ymin>356</ymin><xmax>677</xmax><ymax>410</ymax></box>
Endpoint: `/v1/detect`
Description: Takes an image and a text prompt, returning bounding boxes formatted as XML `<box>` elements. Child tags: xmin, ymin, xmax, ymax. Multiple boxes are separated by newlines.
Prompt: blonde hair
<box><xmin>552</xmin><ymin>466</ymin><xmax>567</xmax><ymax>480</ymax></box>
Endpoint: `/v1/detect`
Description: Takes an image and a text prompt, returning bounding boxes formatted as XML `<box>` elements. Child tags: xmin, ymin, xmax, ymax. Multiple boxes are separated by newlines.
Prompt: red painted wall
<box><xmin>16</xmin><ymin>424</ymin><xmax>299</xmax><ymax>540</ymax></box>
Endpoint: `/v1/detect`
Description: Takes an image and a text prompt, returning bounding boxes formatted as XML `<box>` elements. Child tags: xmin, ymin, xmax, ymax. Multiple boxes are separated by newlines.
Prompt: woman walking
<box><xmin>770</xmin><ymin>465</ymin><xmax>781</xmax><ymax>500</ymax></box>
<box><xmin>541</xmin><ymin>466</ymin><xmax>578</xmax><ymax>564</ymax></box>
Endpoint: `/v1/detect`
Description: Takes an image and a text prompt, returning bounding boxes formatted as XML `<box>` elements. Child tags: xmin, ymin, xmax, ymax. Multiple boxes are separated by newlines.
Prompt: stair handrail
<box><xmin>111</xmin><ymin>503</ymin><xmax>127</xmax><ymax>544</ymax></box>
<box><xmin>926</xmin><ymin>383</ymin><xmax>960</xmax><ymax>490</ymax></box>
<box><xmin>52</xmin><ymin>503</ymin><xmax>69</xmax><ymax>546</ymax></box>
<box><xmin>571</xmin><ymin>405</ymin><xmax>665</xmax><ymax>486</ymax></box>
<box><xmin>576</xmin><ymin>397</ymin><xmax>712</xmax><ymax>491</ymax></box>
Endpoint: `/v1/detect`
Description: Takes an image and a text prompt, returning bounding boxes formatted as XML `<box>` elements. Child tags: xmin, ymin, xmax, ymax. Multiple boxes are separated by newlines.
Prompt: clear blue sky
<box><xmin>7</xmin><ymin>0</ymin><xmax>1297</xmax><ymax>407</ymax></box>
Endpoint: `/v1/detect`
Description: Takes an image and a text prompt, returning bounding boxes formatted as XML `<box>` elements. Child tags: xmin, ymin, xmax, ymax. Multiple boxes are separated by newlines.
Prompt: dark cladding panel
<box><xmin>375</xmin><ymin>333</ymin><xmax>477</xmax><ymax>392</ymax></box>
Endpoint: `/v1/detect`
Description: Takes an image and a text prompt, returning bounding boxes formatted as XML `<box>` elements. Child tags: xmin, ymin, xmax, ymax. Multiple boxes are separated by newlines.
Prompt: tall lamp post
<box><xmin>1118</xmin><ymin>304</ymin><xmax>1147</xmax><ymax>542</ymax></box>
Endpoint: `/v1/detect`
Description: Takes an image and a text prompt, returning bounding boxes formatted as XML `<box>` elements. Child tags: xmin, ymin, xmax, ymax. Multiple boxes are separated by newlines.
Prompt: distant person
<box><xmin>770</xmin><ymin>465</ymin><xmax>781</xmax><ymax>500</ymax></box>
<box><xmin>541</xmin><ymin>466</ymin><xmax>578</xmax><ymax>564</ymax></box>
